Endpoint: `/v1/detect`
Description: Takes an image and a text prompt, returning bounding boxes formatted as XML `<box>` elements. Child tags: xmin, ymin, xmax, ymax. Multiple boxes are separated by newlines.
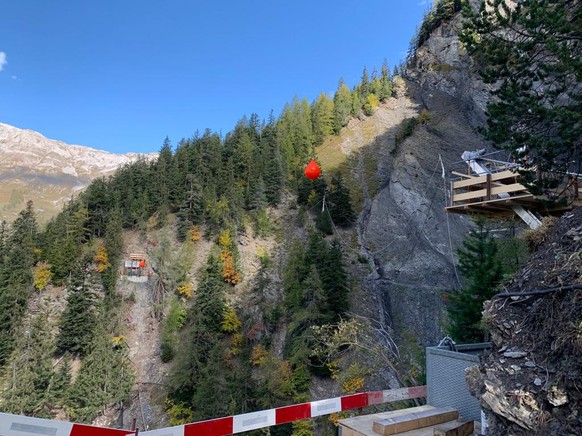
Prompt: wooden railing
<box><xmin>449</xmin><ymin>169</ymin><xmax>531</xmax><ymax>207</ymax></box>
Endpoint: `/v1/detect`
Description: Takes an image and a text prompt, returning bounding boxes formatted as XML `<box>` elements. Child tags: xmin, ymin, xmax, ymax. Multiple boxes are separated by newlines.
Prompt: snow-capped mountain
<box><xmin>0</xmin><ymin>122</ymin><xmax>156</xmax><ymax>222</ymax></box>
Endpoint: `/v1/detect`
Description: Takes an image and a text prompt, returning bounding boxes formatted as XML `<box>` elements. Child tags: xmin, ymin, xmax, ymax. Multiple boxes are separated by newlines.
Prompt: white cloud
<box><xmin>0</xmin><ymin>52</ymin><xmax>6</xmax><ymax>71</ymax></box>
<box><xmin>11</xmin><ymin>75</ymin><xmax>18</xmax><ymax>80</ymax></box>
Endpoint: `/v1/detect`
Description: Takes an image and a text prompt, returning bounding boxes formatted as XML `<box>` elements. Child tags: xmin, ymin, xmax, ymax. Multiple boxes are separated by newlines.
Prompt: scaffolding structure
<box><xmin>445</xmin><ymin>151</ymin><xmax>580</xmax><ymax>228</ymax></box>
<box><xmin>124</xmin><ymin>253</ymin><xmax>147</xmax><ymax>277</ymax></box>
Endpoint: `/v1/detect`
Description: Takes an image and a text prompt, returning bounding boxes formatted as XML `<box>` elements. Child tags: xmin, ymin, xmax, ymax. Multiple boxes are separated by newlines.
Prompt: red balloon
<box><xmin>304</xmin><ymin>160</ymin><xmax>321</xmax><ymax>180</ymax></box>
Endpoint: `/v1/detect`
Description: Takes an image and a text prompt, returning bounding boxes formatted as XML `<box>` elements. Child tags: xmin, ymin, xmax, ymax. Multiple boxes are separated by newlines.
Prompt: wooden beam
<box><xmin>452</xmin><ymin>175</ymin><xmax>487</xmax><ymax>188</ymax></box>
<box><xmin>490</xmin><ymin>169</ymin><xmax>519</xmax><ymax>182</ymax></box>
<box><xmin>451</xmin><ymin>171</ymin><xmax>475</xmax><ymax>179</ymax></box>
<box><xmin>452</xmin><ymin>183</ymin><xmax>528</xmax><ymax>203</ymax></box>
<box><xmin>372</xmin><ymin>407</ymin><xmax>459</xmax><ymax>435</ymax></box>
<box><xmin>445</xmin><ymin>194</ymin><xmax>537</xmax><ymax>215</ymax></box>
<box><xmin>452</xmin><ymin>170</ymin><xmax>519</xmax><ymax>189</ymax></box>
<box><xmin>434</xmin><ymin>419</ymin><xmax>474</xmax><ymax>436</ymax></box>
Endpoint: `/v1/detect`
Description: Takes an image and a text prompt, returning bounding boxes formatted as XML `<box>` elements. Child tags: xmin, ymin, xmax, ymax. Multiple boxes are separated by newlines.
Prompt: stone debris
<box><xmin>503</xmin><ymin>350</ymin><xmax>527</xmax><ymax>358</ymax></box>
<box><xmin>466</xmin><ymin>207</ymin><xmax>582</xmax><ymax>435</ymax></box>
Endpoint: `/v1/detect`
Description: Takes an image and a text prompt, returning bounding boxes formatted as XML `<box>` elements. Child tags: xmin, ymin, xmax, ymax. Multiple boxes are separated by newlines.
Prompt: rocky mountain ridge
<box><xmin>0</xmin><ymin>122</ymin><xmax>156</xmax><ymax>222</ymax></box>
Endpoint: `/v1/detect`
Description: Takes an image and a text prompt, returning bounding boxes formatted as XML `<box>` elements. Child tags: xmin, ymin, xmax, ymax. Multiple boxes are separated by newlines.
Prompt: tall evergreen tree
<box><xmin>56</xmin><ymin>265</ymin><xmax>97</xmax><ymax>356</ymax></box>
<box><xmin>1</xmin><ymin>309</ymin><xmax>57</xmax><ymax>417</ymax></box>
<box><xmin>170</xmin><ymin>255</ymin><xmax>228</xmax><ymax>406</ymax></box>
<box><xmin>311</xmin><ymin>93</ymin><xmax>334</xmax><ymax>146</ymax></box>
<box><xmin>321</xmin><ymin>239</ymin><xmax>350</xmax><ymax>319</ymax></box>
<box><xmin>327</xmin><ymin>172</ymin><xmax>356</xmax><ymax>227</ymax></box>
<box><xmin>102</xmin><ymin>208</ymin><xmax>123</xmax><ymax>294</ymax></box>
<box><xmin>333</xmin><ymin>79</ymin><xmax>352</xmax><ymax>134</ymax></box>
<box><xmin>66</xmin><ymin>322</ymin><xmax>134</xmax><ymax>423</ymax></box>
<box><xmin>446</xmin><ymin>218</ymin><xmax>503</xmax><ymax>342</ymax></box>
<box><xmin>176</xmin><ymin>174</ymin><xmax>203</xmax><ymax>242</ymax></box>
<box><xmin>0</xmin><ymin>201</ymin><xmax>38</xmax><ymax>365</ymax></box>
<box><xmin>460</xmin><ymin>0</ymin><xmax>581</xmax><ymax>192</ymax></box>
<box><xmin>351</xmin><ymin>91</ymin><xmax>362</xmax><ymax>118</ymax></box>
<box><xmin>379</xmin><ymin>59</ymin><xmax>393</xmax><ymax>102</ymax></box>
<box><xmin>359</xmin><ymin>66</ymin><xmax>370</xmax><ymax>99</ymax></box>
<box><xmin>261</xmin><ymin>113</ymin><xmax>284</xmax><ymax>206</ymax></box>
<box><xmin>154</xmin><ymin>137</ymin><xmax>173</xmax><ymax>222</ymax></box>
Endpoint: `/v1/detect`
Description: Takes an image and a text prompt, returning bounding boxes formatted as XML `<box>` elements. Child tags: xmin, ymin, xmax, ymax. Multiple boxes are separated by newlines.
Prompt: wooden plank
<box><xmin>490</xmin><ymin>170</ymin><xmax>518</xmax><ymax>182</ymax></box>
<box><xmin>452</xmin><ymin>175</ymin><xmax>487</xmax><ymax>189</ymax></box>
<box><xmin>339</xmin><ymin>406</ymin><xmax>435</xmax><ymax>436</ymax></box>
<box><xmin>452</xmin><ymin>183</ymin><xmax>527</xmax><ymax>203</ymax></box>
<box><xmin>452</xmin><ymin>170</ymin><xmax>518</xmax><ymax>189</ymax></box>
<box><xmin>490</xmin><ymin>183</ymin><xmax>528</xmax><ymax>195</ymax></box>
<box><xmin>452</xmin><ymin>188</ymin><xmax>487</xmax><ymax>202</ymax></box>
<box><xmin>451</xmin><ymin>171</ymin><xmax>475</xmax><ymax>179</ymax></box>
<box><xmin>446</xmin><ymin>194</ymin><xmax>535</xmax><ymax>212</ymax></box>
<box><xmin>433</xmin><ymin>419</ymin><xmax>474</xmax><ymax>436</ymax></box>
<box><xmin>373</xmin><ymin>408</ymin><xmax>459</xmax><ymax>435</ymax></box>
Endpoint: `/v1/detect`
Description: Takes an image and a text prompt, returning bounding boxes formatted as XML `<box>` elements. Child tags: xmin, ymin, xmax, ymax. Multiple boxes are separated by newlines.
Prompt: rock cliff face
<box><xmin>354</xmin><ymin>6</ymin><xmax>494</xmax><ymax>349</ymax></box>
<box><xmin>0</xmin><ymin>123</ymin><xmax>156</xmax><ymax>222</ymax></box>
<box><xmin>406</xmin><ymin>0</ymin><xmax>491</xmax><ymax>127</ymax></box>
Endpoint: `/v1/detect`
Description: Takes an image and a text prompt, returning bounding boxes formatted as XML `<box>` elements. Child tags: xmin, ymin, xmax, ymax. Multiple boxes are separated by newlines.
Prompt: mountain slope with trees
<box><xmin>0</xmin><ymin>1</ymin><xmax>579</xmax><ymax>434</ymax></box>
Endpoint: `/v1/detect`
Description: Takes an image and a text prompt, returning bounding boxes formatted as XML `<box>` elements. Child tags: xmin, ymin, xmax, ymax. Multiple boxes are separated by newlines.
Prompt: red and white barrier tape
<box><xmin>141</xmin><ymin>386</ymin><xmax>427</xmax><ymax>436</ymax></box>
<box><xmin>0</xmin><ymin>386</ymin><xmax>426</xmax><ymax>435</ymax></box>
<box><xmin>0</xmin><ymin>412</ymin><xmax>134</xmax><ymax>436</ymax></box>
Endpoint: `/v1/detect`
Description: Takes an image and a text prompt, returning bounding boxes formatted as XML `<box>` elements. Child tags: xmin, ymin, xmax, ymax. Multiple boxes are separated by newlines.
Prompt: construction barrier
<box><xmin>0</xmin><ymin>412</ymin><xmax>135</xmax><ymax>436</ymax></box>
<box><xmin>141</xmin><ymin>386</ymin><xmax>427</xmax><ymax>436</ymax></box>
<box><xmin>0</xmin><ymin>386</ymin><xmax>426</xmax><ymax>435</ymax></box>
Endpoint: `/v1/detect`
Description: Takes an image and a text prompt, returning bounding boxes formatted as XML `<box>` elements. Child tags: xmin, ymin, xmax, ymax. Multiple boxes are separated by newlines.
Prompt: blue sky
<box><xmin>0</xmin><ymin>1</ymin><xmax>430</xmax><ymax>154</ymax></box>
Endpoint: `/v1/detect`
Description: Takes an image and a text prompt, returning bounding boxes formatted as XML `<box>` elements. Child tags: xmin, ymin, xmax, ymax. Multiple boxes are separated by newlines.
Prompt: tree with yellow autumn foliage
<box><xmin>33</xmin><ymin>261</ymin><xmax>53</xmax><ymax>290</ymax></box>
<box><xmin>93</xmin><ymin>243</ymin><xmax>110</xmax><ymax>272</ymax></box>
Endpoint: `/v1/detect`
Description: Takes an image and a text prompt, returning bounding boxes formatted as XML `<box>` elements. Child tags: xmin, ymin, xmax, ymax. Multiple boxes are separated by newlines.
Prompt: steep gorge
<box><xmin>114</xmin><ymin>10</ymin><xmax>497</xmax><ymax>426</ymax></box>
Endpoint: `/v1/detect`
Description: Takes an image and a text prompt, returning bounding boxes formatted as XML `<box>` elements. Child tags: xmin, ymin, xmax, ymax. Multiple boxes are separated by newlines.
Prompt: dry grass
<box><xmin>523</xmin><ymin>216</ymin><xmax>559</xmax><ymax>251</ymax></box>
<box><xmin>317</xmin><ymin>135</ymin><xmax>347</xmax><ymax>173</ymax></box>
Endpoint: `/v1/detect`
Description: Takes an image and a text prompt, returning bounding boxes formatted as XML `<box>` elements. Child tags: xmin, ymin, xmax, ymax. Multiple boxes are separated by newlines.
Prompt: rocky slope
<box><xmin>467</xmin><ymin>210</ymin><xmax>582</xmax><ymax>435</ymax></box>
<box><xmin>0</xmin><ymin>123</ymin><xmax>155</xmax><ymax>222</ymax></box>
<box><xmin>351</xmin><ymin>6</ymin><xmax>494</xmax><ymax>350</ymax></box>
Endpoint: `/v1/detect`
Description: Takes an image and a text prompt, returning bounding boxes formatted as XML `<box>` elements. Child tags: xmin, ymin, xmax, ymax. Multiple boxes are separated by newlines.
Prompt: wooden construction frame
<box><xmin>446</xmin><ymin>165</ymin><xmax>580</xmax><ymax>218</ymax></box>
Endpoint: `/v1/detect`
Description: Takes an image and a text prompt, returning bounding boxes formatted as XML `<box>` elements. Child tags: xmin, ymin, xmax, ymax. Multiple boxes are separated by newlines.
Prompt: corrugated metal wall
<box><xmin>426</xmin><ymin>346</ymin><xmax>484</xmax><ymax>422</ymax></box>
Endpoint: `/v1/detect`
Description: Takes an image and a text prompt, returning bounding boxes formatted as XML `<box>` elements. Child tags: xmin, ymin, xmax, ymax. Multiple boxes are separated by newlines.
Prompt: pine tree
<box><xmin>321</xmin><ymin>239</ymin><xmax>350</xmax><ymax>320</ymax></box>
<box><xmin>351</xmin><ymin>92</ymin><xmax>362</xmax><ymax>118</ymax></box>
<box><xmin>194</xmin><ymin>255</ymin><xmax>227</xmax><ymax>333</ymax></box>
<box><xmin>379</xmin><ymin>59</ymin><xmax>393</xmax><ymax>102</ymax></box>
<box><xmin>328</xmin><ymin>172</ymin><xmax>356</xmax><ymax>226</ymax></box>
<box><xmin>154</xmin><ymin>137</ymin><xmax>173</xmax><ymax>223</ymax></box>
<box><xmin>0</xmin><ymin>309</ymin><xmax>56</xmax><ymax>417</ymax></box>
<box><xmin>176</xmin><ymin>174</ymin><xmax>203</xmax><ymax>242</ymax></box>
<box><xmin>333</xmin><ymin>79</ymin><xmax>352</xmax><ymax>134</ymax></box>
<box><xmin>446</xmin><ymin>218</ymin><xmax>503</xmax><ymax>342</ymax></box>
<box><xmin>0</xmin><ymin>201</ymin><xmax>38</xmax><ymax>365</ymax></box>
<box><xmin>359</xmin><ymin>66</ymin><xmax>370</xmax><ymax>99</ymax></box>
<box><xmin>101</xmin><ymin>207</ymin><xmax>123</xmax><ymax>295</ymax></box>
<box><xmin>56</xmin><ymin>265</ymin><xmax>97</xmax><ymax>356</ymax></box>
<box><xmin>311</xmin><ymin>92</ymin><xmax>334</xmax><ymax>146</ymax></box>
<box><xmin>83</xmin><ymin>177</ymin><xmax>112</xmax><ymax>238</ymax></box>
<box><xmin>66</xmin><ymin>322</ymin><xmax>134</xmax><ymax>422</ymax></box>
<box><xmin>262</xmin><ymin>114</ymin><xmax>284</xmax><ymax>206</ymax></box>
<box><xmin>460</xmin><ymin>0</ymin><xmax>581</xmax><ymax>191</ymax></box>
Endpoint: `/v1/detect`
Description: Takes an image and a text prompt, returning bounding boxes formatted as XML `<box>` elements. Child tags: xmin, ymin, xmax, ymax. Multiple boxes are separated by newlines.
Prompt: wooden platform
<box><xmin>446</xmin><ymin>168</ymin><xmax>580</xmax><ymax>218</ymax></box>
